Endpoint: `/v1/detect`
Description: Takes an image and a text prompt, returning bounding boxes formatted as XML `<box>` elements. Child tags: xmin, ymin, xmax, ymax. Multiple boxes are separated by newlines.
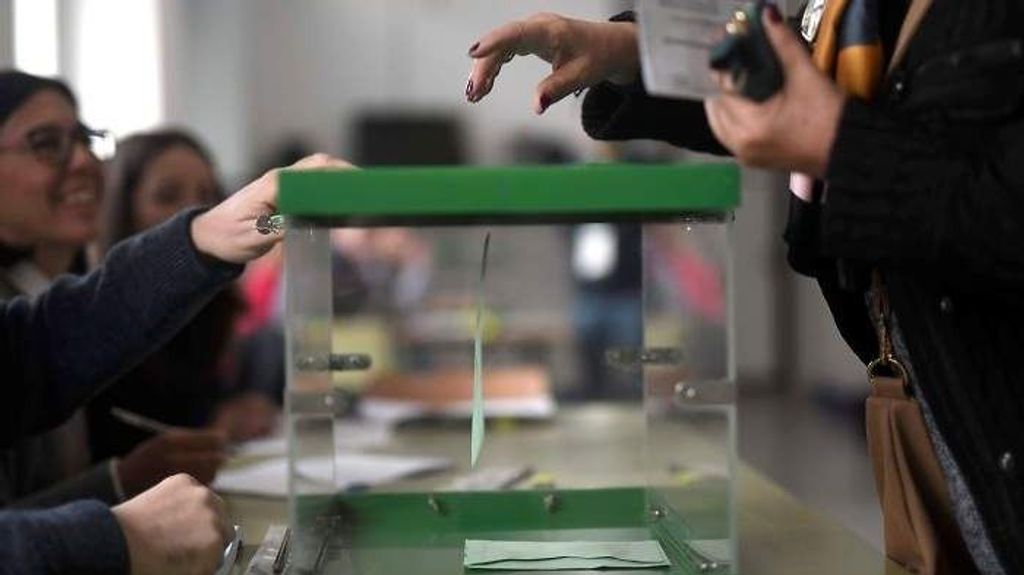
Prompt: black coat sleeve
<box><xmin>0</xmin><ymin>209</ymin><xmax>242</xmax><ymax>447</ymax></box>
<box><xmin>578</xmin><ymin>10</ymin><xmax>728</xmax><ymax>155</ymax></box>
<box><xmin>581</xmin><ymin>82</ymin><xmax>729</xmax><ymax>155</ymax></box>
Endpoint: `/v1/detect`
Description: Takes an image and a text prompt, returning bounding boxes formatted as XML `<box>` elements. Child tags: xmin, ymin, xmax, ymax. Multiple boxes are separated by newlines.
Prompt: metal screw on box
<box><xmin>672</xmin><ymin>380</ymin><xmax>736</xmax><ymax>406</ymax></box>
<box><xmin>649</xmin><ymin>507</ymin><xmax>666</xmax><ymax>520</ymax></box>
<box><xmin>543</xmin><ymin>494</ymin><xmax>559</xmax><ymax>514</ymax></box>
<box><xmin>427</xmin><ymin>495</ymin><xmax>446</xmax><ymax>516</ymax></box>
<box><xmin>675</xmin><ymin>382</ymin><xmax>699</xmax><ymax>400</ymax></box>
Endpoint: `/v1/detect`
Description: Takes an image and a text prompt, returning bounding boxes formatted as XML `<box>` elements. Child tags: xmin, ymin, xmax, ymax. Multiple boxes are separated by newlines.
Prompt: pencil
<box><xmin>110</xmin><ymin>407</ymin><xmax>175</xmax><ymax>434</ymax></box>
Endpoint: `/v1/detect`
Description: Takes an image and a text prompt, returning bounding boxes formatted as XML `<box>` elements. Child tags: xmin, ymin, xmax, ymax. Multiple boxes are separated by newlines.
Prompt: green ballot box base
<box><xmin>287</xmin><ymin>486</ymin><xmax>733</xmax><ymax>574</ymax></box>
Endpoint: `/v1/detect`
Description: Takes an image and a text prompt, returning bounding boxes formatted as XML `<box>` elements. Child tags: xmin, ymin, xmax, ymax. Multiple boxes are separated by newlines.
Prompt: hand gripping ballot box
<box><xmin>279</xmin><ymin>164</ymin><xmax>739</xmax><ymax>574</ymax></box>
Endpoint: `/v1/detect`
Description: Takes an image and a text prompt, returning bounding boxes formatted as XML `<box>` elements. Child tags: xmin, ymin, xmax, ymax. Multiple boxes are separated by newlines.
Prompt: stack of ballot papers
<box><xmin>213</xmin><ymin>453</ymin><xmax>450</xmax><ymax>497</ymax></box>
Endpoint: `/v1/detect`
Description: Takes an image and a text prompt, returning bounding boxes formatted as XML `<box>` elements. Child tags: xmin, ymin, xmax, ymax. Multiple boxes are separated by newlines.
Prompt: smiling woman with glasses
<box><xmin>0</xmin><ymin>72</ymin><xmax>109</xmax><ymax>261</ymax></box>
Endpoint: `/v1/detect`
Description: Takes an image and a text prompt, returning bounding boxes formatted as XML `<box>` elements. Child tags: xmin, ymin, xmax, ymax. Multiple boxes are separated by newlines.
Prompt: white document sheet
<box><xmin>213</xmin><ymin>453</ymin><xmax>450</xmax><ymax>498</ymax></box>
<box><xmin>636</xmin><ymin>0</ymin><xmax>747</xmax><ymax>100</ymax></box>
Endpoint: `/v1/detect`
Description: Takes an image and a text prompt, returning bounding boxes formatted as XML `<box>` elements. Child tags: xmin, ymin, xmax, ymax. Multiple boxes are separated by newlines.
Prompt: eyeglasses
<box><xmin>0</xmin><ymin>122</ymin><xmax>116</xmax><ymax>167</ymax></box>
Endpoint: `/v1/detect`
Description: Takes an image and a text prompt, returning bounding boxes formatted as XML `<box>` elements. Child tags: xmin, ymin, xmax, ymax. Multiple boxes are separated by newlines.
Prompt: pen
<box><xmin>110</xmin><ymin>407</ymin><xmax>239</xmax><ymax>457</ymax></box>
<box><xmin>110</xmin><ymin>407</ymin><xmax>176</xmax><ymax>434</ymax></box>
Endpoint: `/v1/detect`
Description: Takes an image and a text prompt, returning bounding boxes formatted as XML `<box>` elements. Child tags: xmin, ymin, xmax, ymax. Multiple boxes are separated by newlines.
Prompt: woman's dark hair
<box><xmin>99</xmin><ymin>128</ymin><xmax>223</xmax><ymax>255</ymax></box>
<box><xmin>0</xmin><ymin>70</ymin><xmax>79</xmax><ymax>266</ymax></box>
<box><xmin>0</xmin><ymin>70</ymin><xmax>77</xmax><ymax>127</ymax></box>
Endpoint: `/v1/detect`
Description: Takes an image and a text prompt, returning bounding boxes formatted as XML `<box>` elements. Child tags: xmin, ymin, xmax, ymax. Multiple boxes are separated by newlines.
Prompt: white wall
<box><xmin>161</xmin><ymin>0</ymin><xmax>251</xmax><ymax>183</ymax></box>
<box><xmin>793</xmin><ymin>275</ymin><xmax>866</xmax><ymax>389</ymax></box>
<box><xmin>0</xmin><ymin>0</ymin><xmax>11</xmax><ymax>68</ymax></box>
<box><xmin>732</xmin><ymin>169</ymin><xmax>787</xmax><ymax>387</ymax></box>
<box><xmin>163</xmin><ymin>0</ymin><xmax>616</xmax><ymax>181</ymax></box>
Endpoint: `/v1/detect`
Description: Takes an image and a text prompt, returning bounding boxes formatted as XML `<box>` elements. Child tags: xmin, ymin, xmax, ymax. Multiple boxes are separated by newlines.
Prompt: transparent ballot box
<box><xmin>280</xmin><ymin>164</ymin><xmax>739</xmax><ymax>574</ymax></box>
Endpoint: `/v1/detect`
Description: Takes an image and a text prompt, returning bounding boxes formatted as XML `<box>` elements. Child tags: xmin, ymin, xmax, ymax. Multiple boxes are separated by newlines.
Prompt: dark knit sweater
<box><xmin>581</xmin><ymin>1</ymin><xmax>1024</xmax><ymax>571</ymax></box>
<box><xmin>0</xmin><ymin>209</ymin><xmax>241</xmax><ymax>572</ymax></box>
<box><xmin>0</xmin><ymin>501</ymin><xmax>127</xmax><ymax>574</ymax></box>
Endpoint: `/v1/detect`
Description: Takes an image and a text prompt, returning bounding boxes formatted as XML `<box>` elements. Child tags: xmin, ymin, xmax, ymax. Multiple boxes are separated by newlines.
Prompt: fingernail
<box><xmin>465</xmin><ymin>78</ymin><xmax>474</xmax><ymax>97</ymax></box>
<box><xmin>766</xmin><ymin>3</ymin><xmax>782</xmax><ymax>23</ymax></box>
<box><xmin>468</xmin><ymin>42</ymin><xmax>480</xmax><ymax>56</ymax></box>
<box><xmin>539</xmin><ymin>94</ymin><xmax>551</xmax><ymax>113</ymax></box>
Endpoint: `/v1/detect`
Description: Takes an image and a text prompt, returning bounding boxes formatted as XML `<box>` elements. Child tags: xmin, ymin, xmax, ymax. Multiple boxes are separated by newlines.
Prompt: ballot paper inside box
<box><xmin>280</xmin><ymin>165</ymin><xmax>739</xmax><ymax>574</ymax></box>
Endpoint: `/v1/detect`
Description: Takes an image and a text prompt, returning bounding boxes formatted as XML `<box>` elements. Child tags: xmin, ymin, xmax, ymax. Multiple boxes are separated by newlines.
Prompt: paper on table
<box><xmin>213</xmin><ymin>458</ymin><xmax>291</xmax><ymax>497</ymax></box>
<box><xmin>464</xmin><ymin>540</ymin><xmax>670</xmax><ymax>571</ymax></box>
<box><xmin>295</xmin><ymin>453</ymin><xmax>450</xmax><ymax>487</ymax></box>
<box><xmin>213</xmin><ymin>453</ymin><xmax>450</xmax><ymax>497</ymax></box>
<box><xmin>333</xmin><ymin>420</ymin><xmax>393</xmax><ymax>452</ymax></box>
<box><xmin>231</xmin><ymin>421</ymin><xmax>392</xmax><ymax>458</ymax></box>
<box><xmin>470</xmin><ymin>232</ymin><xmax>490</xmax><ymax>468</ymax></box>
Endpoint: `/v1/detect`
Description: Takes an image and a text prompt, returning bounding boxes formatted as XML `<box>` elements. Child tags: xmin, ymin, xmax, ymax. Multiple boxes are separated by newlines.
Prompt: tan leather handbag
<box><xmin>864</xmin><ymin>272</ymin><xmax>977</xmax><ymax>574</ymax></box>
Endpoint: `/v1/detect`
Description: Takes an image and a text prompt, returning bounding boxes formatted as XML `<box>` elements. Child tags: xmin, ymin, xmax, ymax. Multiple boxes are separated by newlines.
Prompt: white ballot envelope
<box><xmin>636</xmin><ymin>0</ymin><xmax>749</xmax><ymax>100</ymax></box>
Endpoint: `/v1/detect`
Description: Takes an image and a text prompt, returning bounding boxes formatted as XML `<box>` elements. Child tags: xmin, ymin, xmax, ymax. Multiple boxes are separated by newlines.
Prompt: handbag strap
<box><xmin>869</xmin><ymin>270</ymin><xmax>910</xmax><ymax>389</ymax></box>
<box><xmin>887</xmin><ymin>0</ymin><xmax>934</xmax><ymax>75</ymax></box>
<box><xmin>867</xmin><ymin>0</ymin><xmax>932</xmax><ymax>388</ymax></box>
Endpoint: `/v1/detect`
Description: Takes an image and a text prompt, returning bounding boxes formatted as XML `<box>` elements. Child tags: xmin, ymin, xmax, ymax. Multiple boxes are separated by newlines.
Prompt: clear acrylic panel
<box><xmin>284</xmin><ymin>222</ymin><xmax>337</xmax><ymax>570</ymax></box>
<box><xmin>643</xmin><ymin>219</ymin><xmax>736</xmax><ymax>573</ymax></box>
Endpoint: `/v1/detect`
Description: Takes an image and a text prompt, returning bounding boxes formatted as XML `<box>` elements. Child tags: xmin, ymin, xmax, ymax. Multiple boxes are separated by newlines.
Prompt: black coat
<box><xmin>583</xmin><ymin>2</ymin><xmax>1024</xmax><ymax>570</ymax></box>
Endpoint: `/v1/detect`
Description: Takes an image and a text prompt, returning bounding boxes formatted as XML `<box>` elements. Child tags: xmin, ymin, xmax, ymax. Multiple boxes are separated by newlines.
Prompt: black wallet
<box><xmin>708</xmin><ymin>0</ymin><xmax>784</xmax><ymax>101</ymax></box>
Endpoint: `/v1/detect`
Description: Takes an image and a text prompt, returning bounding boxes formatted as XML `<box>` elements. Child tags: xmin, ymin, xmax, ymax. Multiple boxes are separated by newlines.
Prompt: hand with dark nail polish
<box><xmin>462</xmin><ymin>12</ymin><xmax>638</xmax><ymax>113</ymax></box>
<box><xmin>537</xmin><ymin>94</ymin><xmax>552</xmax><ymax>114</ymax></box>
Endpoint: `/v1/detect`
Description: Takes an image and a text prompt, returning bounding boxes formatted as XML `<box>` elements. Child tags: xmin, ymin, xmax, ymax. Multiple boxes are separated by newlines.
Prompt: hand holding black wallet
<box><xmin>708</xmin><ymin>0</ymin><xmax>784</xmax><ymax>101</ymax></box>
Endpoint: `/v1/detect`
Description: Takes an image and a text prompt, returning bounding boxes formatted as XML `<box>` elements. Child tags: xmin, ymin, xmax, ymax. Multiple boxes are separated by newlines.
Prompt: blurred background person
<box><xmin>88</xmin><ymin>128</ymin><xmax>281</xmax><ymax>468</ymax></box>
